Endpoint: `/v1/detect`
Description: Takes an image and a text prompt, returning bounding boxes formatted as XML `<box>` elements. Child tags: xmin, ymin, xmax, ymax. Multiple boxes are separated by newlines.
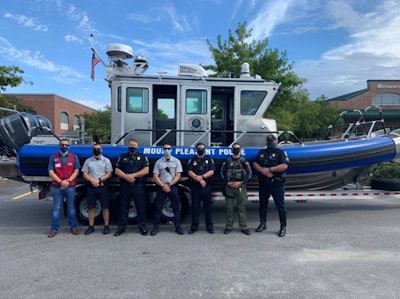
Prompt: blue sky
<box><xmin>1</xmin><ymin>0</ymin><xmax>399</xmax><ymax>110</ymax></box>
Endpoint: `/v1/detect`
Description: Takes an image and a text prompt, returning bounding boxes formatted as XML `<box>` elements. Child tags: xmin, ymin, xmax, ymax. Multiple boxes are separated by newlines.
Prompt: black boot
<box><xmin>278</xmin><ymin>211</ymin><xmax>287</xmax><ymax>237</ymax></box>
<box><xmin>255</xmin><ymin>221</ymin><xmax>266</xmax><ymax>232</ymax></box>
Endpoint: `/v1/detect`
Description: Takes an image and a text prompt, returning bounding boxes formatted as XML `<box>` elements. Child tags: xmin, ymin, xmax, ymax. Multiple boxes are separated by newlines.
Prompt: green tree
<box><xmin>0</xmin><ymin>66</ymin><xmax>35</xmax><ymax>116</ymax></box>
<box><xmin>81</xmin><ymin>106</ymin><xmax>111</xmax><ymax>143</ymax></box>
<box><xmin>0</xmin><ymin>94</ymin><xmax>36</xmax><ymax>117</ymax></box>
<box><xmin>205</xmin><ymin>23</ymin><xmax>339</xmax><ymax>139</ymax></box>
<box><xmin>0</xmin><ymin>65</ymin><xmax>33</xmax><ymax>91</ymax></box>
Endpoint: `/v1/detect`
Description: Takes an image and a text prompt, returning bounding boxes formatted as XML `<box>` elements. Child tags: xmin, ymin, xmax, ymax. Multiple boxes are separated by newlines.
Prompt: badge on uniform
<box><xmin>193</xmin><ymin>161</ymin><xmax>197</xmax><ymax>166</ymax></box>
<box><xmin>259</xmin><ymin>154</ymin><xmax>264</xmax><ymax>158</ymax></box>
<box><xmin>137</xmin><ymin>157</ymin><xmax>141</xmax><ymax>160</ymax></box>
<box><xmin>271</xmin><ymin>153</ymin><xmax>276</xmax><ymax>158</ymax></box>
<box><xmin>205</xmin><ymin>160</ymin><xmax>209</xmax><ymax>164</ymax></box>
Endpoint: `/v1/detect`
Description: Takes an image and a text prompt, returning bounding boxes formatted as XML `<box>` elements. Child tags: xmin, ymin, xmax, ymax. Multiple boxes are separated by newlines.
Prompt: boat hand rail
<box><xmin>113</xmin><ymin>128</ymin><xmax>280</xmax><ymax>146</ymax></box>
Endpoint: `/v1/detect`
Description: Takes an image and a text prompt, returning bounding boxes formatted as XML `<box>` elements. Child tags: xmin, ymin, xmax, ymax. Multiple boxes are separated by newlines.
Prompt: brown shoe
<box><xmin>48</xmin><ymin>231</ymin><xmax>57</xmax><ymax>238</ymax></box>
<box><xmin>71</xmin><ymin>228</ymin><xmax>79</xmax><ymax>235</ymax></box>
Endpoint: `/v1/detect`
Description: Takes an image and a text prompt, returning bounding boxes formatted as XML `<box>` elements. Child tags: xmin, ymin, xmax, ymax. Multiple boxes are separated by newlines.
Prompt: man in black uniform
<box><xmin>187</xmin><ymin>143</ymin><xmax>216</xmax><ymax>234</ymax></box>
<box><xmin>114</xmin><ymin>138</ymin><xmax>150</xmax><ymax>236</ymax></box>
<box><xmin>253</xmin><ymin>135</ymin><xmax>289</xmax><ymax>237</ymax></box>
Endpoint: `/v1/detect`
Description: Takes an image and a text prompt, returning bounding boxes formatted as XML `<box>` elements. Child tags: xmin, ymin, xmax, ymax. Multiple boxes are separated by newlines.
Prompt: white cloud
<box><xmin>0</xmin><ymin>37</ymin><xmax>85</xmax><ymax>84</ymax></box>
<box><xmin>247</xmin><ymin>0</ymin><xmax>295</xmax><ymax>39</ymax></box>
<box><xmin>3</xmin><ymin>12</ymin><xmax>48</xmax><ymax>31</ymax></box>
<box><xmin>297</xmin><ymin>0</ymin><xmax>400</xmax><ymax>99</ymax></box>
<box><xmin>65</xmin><ymin>34</ymin><xmax>80</xmax><ymax>43</ymax></box>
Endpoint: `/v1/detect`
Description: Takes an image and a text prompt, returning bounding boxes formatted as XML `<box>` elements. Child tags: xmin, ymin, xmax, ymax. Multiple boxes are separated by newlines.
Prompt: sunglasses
<box><xmin>163</xmin><ymin>147</ymin><xmax>172</xmax><ymax>150</ymax></box>
<box><xmin>60</xmin><ymin>144</ymin><xmax>70</xmax><ymax>147</ymax></box>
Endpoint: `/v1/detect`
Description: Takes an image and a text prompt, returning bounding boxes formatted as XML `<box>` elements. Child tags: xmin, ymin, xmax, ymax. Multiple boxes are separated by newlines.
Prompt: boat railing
<box><xmin>114</xmin><ymin>128</ymin><xmax>280</xmax><ymax>147</ymax></box>
<box><xmin>328</xmin><ymin>106</ymin><xmax>387</xmax><ymax>140</ymax></box>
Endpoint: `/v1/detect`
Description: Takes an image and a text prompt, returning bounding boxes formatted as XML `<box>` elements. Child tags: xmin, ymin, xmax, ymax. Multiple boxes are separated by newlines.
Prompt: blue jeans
<box><xmin>51</xmin><ymin>186</ymin><xmax>78</xmax><ymax>232</ymax></box>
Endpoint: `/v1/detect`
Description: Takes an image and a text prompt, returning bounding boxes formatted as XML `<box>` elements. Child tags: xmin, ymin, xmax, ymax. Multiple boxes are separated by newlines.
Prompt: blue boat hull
<box><xmin>16</xmin><ymin>135</ymin><xmax>398</xmax><ymax>190</ymax></box>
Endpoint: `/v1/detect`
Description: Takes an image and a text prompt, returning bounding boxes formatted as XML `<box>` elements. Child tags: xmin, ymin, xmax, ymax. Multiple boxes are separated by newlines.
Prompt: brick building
<box><xmin>5</xmin><ymin>93</ymin><xmax>96</xmax><ymax>136</ymax></box>
<box><xmin>328</xmin><ymin>80</ymin><xmax>400</xmax><ymax>130</ymax></box>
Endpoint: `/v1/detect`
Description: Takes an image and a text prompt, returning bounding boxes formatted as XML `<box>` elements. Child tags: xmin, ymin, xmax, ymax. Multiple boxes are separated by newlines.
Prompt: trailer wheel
<box><xmin>75</xmin><ymin>192</ymin><xmax>102</xmax><ymax>224</ymax></box>
<box><xmin>127</xmin><ymin>200</ymin><xmax>138</xmax><ymax>224</ymax></box>
<box><xmin>112</xmin><ymin>193</ymin><xmax>138</xmax><ymax>224</ymax></box>
<box><xmin>160</xmin><ymin>192</ymin><xmax>189</xmax><ymax>223</ymax></box>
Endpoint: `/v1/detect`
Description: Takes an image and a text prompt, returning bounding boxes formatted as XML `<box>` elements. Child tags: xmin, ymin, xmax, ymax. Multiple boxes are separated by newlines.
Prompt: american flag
<box><xmin>91</xmin><ymin>53</ymin><xmax>100</xmax><ymax>81</ymax></box>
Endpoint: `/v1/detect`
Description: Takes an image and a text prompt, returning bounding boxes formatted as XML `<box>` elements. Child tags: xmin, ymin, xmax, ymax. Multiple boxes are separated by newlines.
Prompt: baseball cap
<box><xmin>266</xmin><ymin>135</ymin><xmax>277</xmax><ymax>142</ymax></box>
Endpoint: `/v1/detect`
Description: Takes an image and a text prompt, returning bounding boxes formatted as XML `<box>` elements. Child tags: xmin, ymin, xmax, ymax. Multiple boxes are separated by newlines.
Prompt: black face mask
<box><xmin>196</xmin><ymin>148</ymin><xmax>205</xmax><ymax>156</ymax></box>
<box><xmin>232</xmin><ymin>148</ymin><xmax>241</xmax><ymax>155</ymax></box>
<box><xmin>128</xmin><ymin>147</ymin><xmax>137</xmax><ymax>153</ymax></box>
<box><xmin>93</xmin><ymin>149</ymin><xmax>101</xmax><ymax>156</ymax></box>
<box><xmin>267</xmin><ymin>143</ymin><xmax>277</xmax><ymax>150</ymax></box>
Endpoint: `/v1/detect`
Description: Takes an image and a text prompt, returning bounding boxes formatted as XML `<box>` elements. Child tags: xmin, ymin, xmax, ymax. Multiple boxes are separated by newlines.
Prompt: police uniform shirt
<box><xmin>81</xmin><ymin>155</ymin><xmax>113</xmax><ymax>179</ymax></box>
<box><xmin>187</xmin><ymin>156</ymin><xmax>216</xmax><ymax>183</ymax></box>
<box><xmin>153</xmin><ymin>156</ymin><xmax>183</xmax><ymax>184</ymax></box>
<box><xmin>115</xmin><ymin>152</ymin><xmax>149</xmax><ymax>174</ymax></box>
<box><xmin>256</xmin><ymin>147</ymin><xmax>289</xmax><ymax>176</ymax></box>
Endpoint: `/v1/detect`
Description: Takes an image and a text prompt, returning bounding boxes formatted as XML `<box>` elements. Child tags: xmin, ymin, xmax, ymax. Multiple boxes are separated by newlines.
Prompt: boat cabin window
<box><xmin>126</xmin><ymin>87</ymin><xmax>149</xmax><ymax>113</ymax></box>
<box><xmin>186</xmin><ymin>89</ymin><xmax>207</xmax><ymax>114</ymax></box>
<box><xmin>117</xmin><ymin>86</ymin><xmax>121</xmax><ymax>112</ymax></box>
<box><xmin>157</xmin><ymin>98</ymin><xmax>175</xmax><ymax>119</ymax></box>
<box><xmin>240</xmin><ymin>90</ymin><xmax>267</xmax><ymax>115</ymax></box>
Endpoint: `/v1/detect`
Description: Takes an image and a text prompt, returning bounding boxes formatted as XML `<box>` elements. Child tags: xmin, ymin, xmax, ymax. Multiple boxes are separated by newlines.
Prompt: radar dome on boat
<box><xmin>106</xmin><ymin>44</ymin><xmax>133</xmax><ymax>59</ymax></box>
<box><xmin>179</xmin><ymin>64</ymin><xmax>208</xmax><ymax>77</ymax></box>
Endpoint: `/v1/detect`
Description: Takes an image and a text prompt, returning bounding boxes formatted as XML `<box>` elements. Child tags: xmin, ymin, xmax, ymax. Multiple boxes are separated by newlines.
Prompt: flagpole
<box><xmin>89</xmin><ymin>34</ymin><xmax>108</xmax><ymax>67</ymax></box>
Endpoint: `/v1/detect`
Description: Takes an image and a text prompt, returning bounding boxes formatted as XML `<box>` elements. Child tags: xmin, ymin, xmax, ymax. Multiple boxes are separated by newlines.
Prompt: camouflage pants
<box><xmin>224</xmin><ymin>185</ymin><xmax>248</xmax><ymax>230</ymax></box>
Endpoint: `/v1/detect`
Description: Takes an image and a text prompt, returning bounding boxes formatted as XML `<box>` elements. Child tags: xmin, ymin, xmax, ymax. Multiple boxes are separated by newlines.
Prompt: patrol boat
<box><xmin>2</xmin><ymin>42</ymin><xmax>400</xmax><ymax>223</ymax></box>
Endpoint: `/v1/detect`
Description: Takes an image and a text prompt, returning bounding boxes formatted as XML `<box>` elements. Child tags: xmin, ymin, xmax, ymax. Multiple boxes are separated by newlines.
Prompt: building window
<box><xmin>372</xmin><ymin>92</ymin><xmax>400</xmax><ymax>105</ymax></box>
<box><xmin>73</xmin><ymin>115</ymin><xmax>80</xmax><ymax>130</ymax></box>
<box><xmin>60</xmin><ymin>112</ymin><xmax>69</xmax><ymax>130</ymax></box>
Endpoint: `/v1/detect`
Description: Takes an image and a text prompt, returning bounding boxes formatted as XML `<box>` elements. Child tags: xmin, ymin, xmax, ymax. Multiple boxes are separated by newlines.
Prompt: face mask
<box><xmin>93</xmin><ymin>149</ymin><xmax>101</xmax><ymax>156</ymax></box>
<box><xmin>164</xmin><ymin>149</ymin><xmax>172</xmax><ymax>156</ymax></box>
<box><xmin>267</xmin><ymin>143</ymin><xmax>277</xmax><ymax>150</ymax></box>
<box><xmin>60</xmin><ymin>147</ymin><xmax>68</xmax><ymax>153</ymax></box>
<box><xmin>232</xmin><ymin>148</ymin><xmax>241</xmax><ymax>155</ymax></box>
<box><xmin>128</xmin><ymin>147</ymin><xmax>137</xmax><ymax>153</ymax></box>
<box><xmin>196</xmin><ymin>148</ymin><xmax>205</xmax><ymax>156</ymax></box>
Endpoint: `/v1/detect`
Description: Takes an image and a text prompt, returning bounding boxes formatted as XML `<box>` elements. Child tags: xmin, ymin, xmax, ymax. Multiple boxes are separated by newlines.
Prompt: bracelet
<box><xmin>58</xmin><ymin>179</ymin><xmax>62</xmax><ymax>184</ymax></box>
<box><xmin>168</xmin><ymin>183</ymin><xmax>172</xmax><ymax>187</ymax></box>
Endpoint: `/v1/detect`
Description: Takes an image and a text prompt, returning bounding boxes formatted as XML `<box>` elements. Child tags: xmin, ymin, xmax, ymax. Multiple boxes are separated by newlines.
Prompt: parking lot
<box><xmin>1</xmin><ymin>178</ymin><xmax>400</xmax><ymax>298</ymax></box>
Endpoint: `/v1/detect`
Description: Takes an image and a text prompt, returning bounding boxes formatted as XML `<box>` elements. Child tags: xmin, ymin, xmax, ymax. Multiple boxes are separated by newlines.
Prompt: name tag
<box><xmin>55</xmin><ymin>163</ymin><xmax>61</xmax><ymax>168</ymax></box>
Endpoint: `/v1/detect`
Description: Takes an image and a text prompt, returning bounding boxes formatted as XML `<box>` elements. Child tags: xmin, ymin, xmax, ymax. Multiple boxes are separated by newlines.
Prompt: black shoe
<box><xmin>103</xmin><ymin>226</ymin><xmax>110</xmax><ymax>235</ymax></box>
<box><xmin>175</xmin><ymin>227</ymin><xmax>184</xmax><ymax>235</ymax></box>
<box><xmin>255</xmin><ymin>222</ymin><xmax>266</xmax><ymax>232</ymax></box>
<box><xmin>208</xmin><ymin>229</ymin><xmax>214</xmax><ymax>234</ymax></box>
<box><xmin>114</xmin><ymin>230</ymin><xmax>124</xmax><ymax>236</ymax></box>
<box><xmin>141</xmin><ymin>229</ymin><xmax>148</xmax><ymax>236</ymax></box>
<box><xmin>84</xmin><ymin>226</ymin><xmax>94</xmax><ymax>235</ymax></box>
<box><xmin>188</xmin><ymin>229</ymin><xmax>197</xmax><ymax>234</ymax></box>
<box><xmin>223</xmin><ymin>228</ymin><xmax>231</xmax><ymax>234</ymax></box>
<box><xmin>150</xmin><ymin>229</ymin><xmax>158</xmax><ymax>236</ymax></box>
<box><xmin>242</xmin><ymin>229</ymin><xmax>251</xmax><ymax>235</ymax></box>
<box><xmin>278</xmin><ymin>227</ymin><xmax>286</xmax><ymax>237</ymax></box>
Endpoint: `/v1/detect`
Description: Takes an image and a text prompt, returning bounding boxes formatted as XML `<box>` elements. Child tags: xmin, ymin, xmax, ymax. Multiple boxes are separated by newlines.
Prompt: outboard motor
<box><xmin>0</xmin><ymin>112</ymin><xmax>52</xmax><ymax>157</ymax></box>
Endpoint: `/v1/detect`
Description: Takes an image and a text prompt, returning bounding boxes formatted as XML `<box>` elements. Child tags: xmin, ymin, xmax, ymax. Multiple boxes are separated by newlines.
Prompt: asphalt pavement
<box><xmin>1</xmin><ymin>178</ymin><xmax>400</xmax><ymax>299</ymax></box>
